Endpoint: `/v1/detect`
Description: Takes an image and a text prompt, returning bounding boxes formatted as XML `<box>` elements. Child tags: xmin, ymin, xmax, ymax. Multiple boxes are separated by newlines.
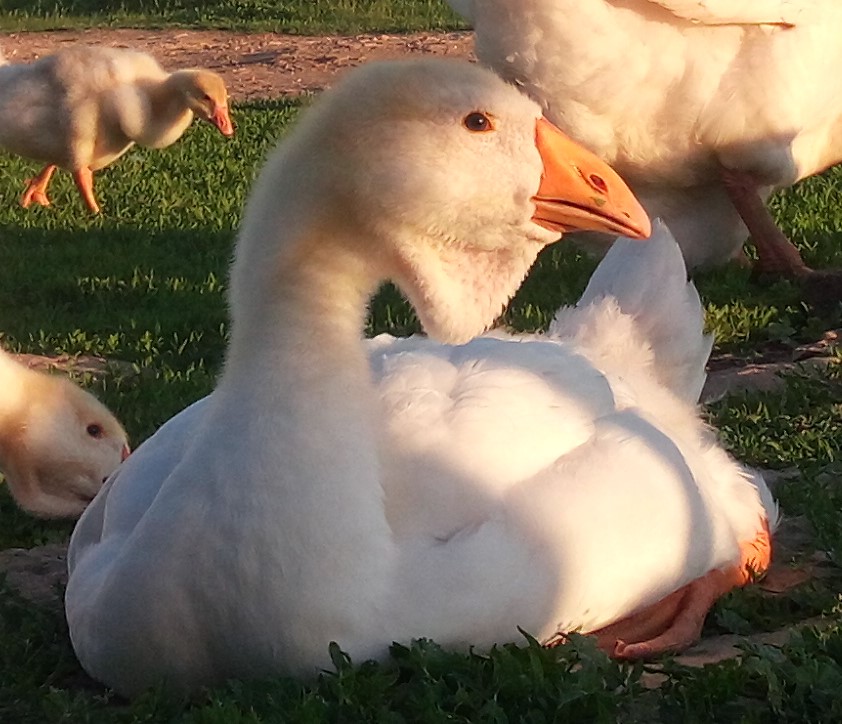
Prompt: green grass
<box><xmin>0</xmin><ymin>99</ymin><xmax>841</xmax><ymax>720</ymax></box>
<box><xmin>0</xmin><ymin>0</ymin><xmax>465</xmax><ymax>33</ymax></box>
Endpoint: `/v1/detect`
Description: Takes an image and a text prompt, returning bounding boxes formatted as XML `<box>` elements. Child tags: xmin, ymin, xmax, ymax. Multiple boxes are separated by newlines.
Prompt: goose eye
<box><xmin>202</xmin><ymin>93</ymin><xmax>213</xmax><ymax>103</ymax></box>
<box><xmin>463</xmin><ymin>112</ymin><xmax>493</xmax><ymax>133</ymax></box>
<box><xmin>86</xmin><ymin>423</ymin><xmax>104</xmax><ymax>439</ymax></box>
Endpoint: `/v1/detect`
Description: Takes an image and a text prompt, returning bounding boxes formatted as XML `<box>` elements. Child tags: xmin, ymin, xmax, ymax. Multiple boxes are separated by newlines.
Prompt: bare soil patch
<box><xmin>0</xmin><ymin>28</ymin><xmax>473</xmax><ymax>102</ymax></box>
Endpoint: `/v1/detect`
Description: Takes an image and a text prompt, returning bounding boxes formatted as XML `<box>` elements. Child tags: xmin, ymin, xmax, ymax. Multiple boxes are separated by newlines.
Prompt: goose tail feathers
<box><xmin>550</xmin><ymin>219</ymin><xmax>713</xmax><ymax>403</ymax></box>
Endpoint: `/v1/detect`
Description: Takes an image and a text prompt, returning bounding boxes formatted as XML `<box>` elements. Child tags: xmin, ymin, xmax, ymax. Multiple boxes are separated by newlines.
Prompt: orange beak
<box><xmin>532</xmin><ymin>117</ymin><xmax>650</xmax><ymax>239</ymax></box>
<box><xmin>210</xmin><ymin>105</ymin><xmax>235</xmax><ymax>137</ymax></box>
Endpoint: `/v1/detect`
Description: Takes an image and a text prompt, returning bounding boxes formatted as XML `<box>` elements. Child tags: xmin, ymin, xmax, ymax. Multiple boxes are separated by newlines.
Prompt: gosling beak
<box><xmin>532</xmin><ymin>117</ymin><xmax>651</xmax><ymax>239</ymax></box>
<box><xmin>210</xmin><ymin>105</ymin><xmax>235</xmax><ymax>137</ymax></box>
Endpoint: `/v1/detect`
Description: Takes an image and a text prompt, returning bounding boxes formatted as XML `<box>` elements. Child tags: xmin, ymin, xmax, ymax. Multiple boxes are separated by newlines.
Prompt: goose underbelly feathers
<box><xmin>65</xmin><ymin>58</ymin><xmax>773</xmax><ymax>696</ymax></box>
<box><xmin>448</xmin><ymin>0</ymin><xmax>842</xmax><ymax>288</ymax></box>
<box><xmin>0</xmin><ymin>44</ymin><xmax>234</xmax><ymax>214</ymax></box>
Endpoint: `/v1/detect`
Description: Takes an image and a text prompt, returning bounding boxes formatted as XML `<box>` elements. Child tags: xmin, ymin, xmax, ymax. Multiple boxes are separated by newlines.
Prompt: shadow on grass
<box><xmin>0</xmin><ymin>224</ymin><xmax>232</xmax><ymax>360</ymax></box>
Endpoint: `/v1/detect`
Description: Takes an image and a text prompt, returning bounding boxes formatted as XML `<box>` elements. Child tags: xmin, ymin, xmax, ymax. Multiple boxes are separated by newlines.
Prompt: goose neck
<box><xmin>219</xmin><ymin>187</ymin><xmax>384</xmax><ymax>403</ymax></box>
<box><xmin>140</xmin><ymin>75</ymin><xmax>194</xmax><ymax>147</ymax></box>
<box><xmin>0</xmin><ymin>353</ymin><xmax>27</xmax><ymax>422</ymax></box>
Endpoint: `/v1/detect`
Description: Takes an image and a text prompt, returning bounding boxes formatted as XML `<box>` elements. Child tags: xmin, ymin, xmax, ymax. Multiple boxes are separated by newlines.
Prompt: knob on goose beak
<box><xmin>531</xmin><ymin>117</ymin><xmax>651</xmax><ymax>239</ymax></box>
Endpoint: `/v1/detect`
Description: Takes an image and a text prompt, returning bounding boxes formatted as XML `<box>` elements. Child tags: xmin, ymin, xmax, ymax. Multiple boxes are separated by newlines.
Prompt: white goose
<box><xmin>447</xmin><ymin>0</ymin><xmax>842</xmax><ymax>289</ymax></box>
<box><xmin>0</xmin><ymin>348</ymin><xmax>129</xmax><ymax>518</ymax></box>
<box><xmin>0</xmin><ymin>44</ymin><xmax>234</xmax><ymax>214</ymax></box>
<box><xmin>66</xmin><ymin>58</ymin><xmax>775</xmax><ymax>696</ymax></box>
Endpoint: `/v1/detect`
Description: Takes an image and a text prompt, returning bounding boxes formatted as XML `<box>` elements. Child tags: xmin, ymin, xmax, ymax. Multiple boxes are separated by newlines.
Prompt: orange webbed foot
<box><xmin>20</xmin><ymin>185</ymin><xmax>51</xmax><ymax>208</ymax></box>
<box><xmin>610</xmin><ymin>572</ymin><xmax>724</xmax><ymax>660</ymax></box>
<box><xmin>20</xmin><ymin>165</ymin><xmax>57</xmax><ymax>208</ymax></box>
<box><xmin>593</xmin><ymin>519</ymin><xmax>772</xmax><ymax>661</ymax></box>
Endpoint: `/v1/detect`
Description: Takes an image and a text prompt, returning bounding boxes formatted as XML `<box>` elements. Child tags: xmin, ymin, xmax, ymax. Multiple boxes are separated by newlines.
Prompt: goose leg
<box><xmin>591</xmin><ymin>519</ymin><xmax>772</xmax><ymax>660</ymax></box>
<box><xmin>72</xmin><ymin>167</ymin><xmax>101</xmax><ymax>214</ymax></box>
<box><xmin>720</xmin><ymin>168</ymin><xmax>810</xmax><ymax>278</ymax></box>
<box><xmin>20</xmin><ymin>165</ymin><xmax>57</xmax><ymax>208</ymax></box>
<box><xmin>721</xmin><ymin>168</ymin><xmax>842</xmax><ymax>307</ymax></box>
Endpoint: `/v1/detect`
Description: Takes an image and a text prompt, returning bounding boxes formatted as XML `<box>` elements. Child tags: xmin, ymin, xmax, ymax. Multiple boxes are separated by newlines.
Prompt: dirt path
<box><xmin>0</xmin><ymin>28</ymin><xmax>474</xmax><ymax>102</ymax></box>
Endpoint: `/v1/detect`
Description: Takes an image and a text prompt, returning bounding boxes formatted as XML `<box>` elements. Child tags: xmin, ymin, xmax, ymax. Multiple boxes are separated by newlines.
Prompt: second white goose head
<box><xmin>0</xmin><ymin>353</ymin><xmax>129</xmax><ymax>518</ymax></box>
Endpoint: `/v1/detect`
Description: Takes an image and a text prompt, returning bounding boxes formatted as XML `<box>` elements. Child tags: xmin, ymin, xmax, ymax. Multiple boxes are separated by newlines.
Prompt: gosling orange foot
<box><xmin>20</xmin><ymin>164</ymin><xmax>57</xmax><ymax>208</ymax></box>
<box><xmin>592</xmin><ymin>519</ymin><xmax>772</xmax><ymax>660</ymax></box>
<box><xmin>72</xmin><ymin>167</ymin><xmax>101</xmax><ymax>214</ymax></box>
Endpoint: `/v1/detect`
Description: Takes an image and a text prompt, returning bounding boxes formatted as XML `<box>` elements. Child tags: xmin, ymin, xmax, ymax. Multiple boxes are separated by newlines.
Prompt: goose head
<box><xmin>230</xmin><ymin>59</ymin><xmax>649</xmax><ymax>347</ymax></box>
<box><xmin>175</xmin><ymin>70</ymin><xmax>234</xmax><ymax>137</ymax></box>
<box><xmin>0</xmin><ymin>363</ymin><xmax>129</xmax><ymax>518</ymax></box>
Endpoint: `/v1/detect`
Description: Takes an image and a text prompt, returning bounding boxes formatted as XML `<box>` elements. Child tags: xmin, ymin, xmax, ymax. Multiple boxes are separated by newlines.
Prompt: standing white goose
<box><xmin>447</xmin><ymin>0</ymin><xmax>842</xmax><ymax>292</ymax></box>
<box><xmin>0</xmin><ymin>348</ymin><xmax>129</xmax><ymax>518</ymax></box>
<box><xmin>0</xmin><ymin>44</ymin><xmax>234</xmax><ymax>214</ymax></box>
<box><xmin>66</xmin><ymin>58</ymin><xmax>774</xmax><ymax>696</ymax></box>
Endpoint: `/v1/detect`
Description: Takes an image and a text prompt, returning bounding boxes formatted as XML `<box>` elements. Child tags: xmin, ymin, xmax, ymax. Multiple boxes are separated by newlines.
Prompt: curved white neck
<box><xmin>200</xmin><ymin>159</ymin><xmax>397</xmax><ymax>653</ymax></box>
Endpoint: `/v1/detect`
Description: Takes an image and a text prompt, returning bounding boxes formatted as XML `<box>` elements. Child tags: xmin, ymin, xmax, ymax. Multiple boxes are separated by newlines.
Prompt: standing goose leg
<box><xmin>721</xmin><ymin>168</ymin><xmax>842</xmax><ymax>306</ymax></box>
<box><xmin>72</xmin><ymin>167</ymin><xmax>101</xmax><ymax>214</ymax></box>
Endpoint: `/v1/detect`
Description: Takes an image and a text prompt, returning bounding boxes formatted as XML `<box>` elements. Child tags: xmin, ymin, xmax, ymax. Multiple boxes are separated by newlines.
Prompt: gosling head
<box><xmin>180</xmin><ymin>70</ymin><xmax>234</xmax><ymax>137</ymax></box>
<box><xmin>0</xmin><ymin>367</ymin><xmax>129</xmax><ymax>518</ymax></box>
<box><xmin>240</xmin><ymin>58</ymin><xmax>649</xmax><ymax>345</ymax></box>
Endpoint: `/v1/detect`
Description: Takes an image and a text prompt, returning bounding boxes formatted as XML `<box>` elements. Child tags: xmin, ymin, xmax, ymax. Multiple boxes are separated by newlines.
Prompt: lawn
<box><xmin>0</xmin><ymin>0</ymin><xmax>465</xmax><ymax>33</ymax></box>
<box><xmin>0</xmin><ymin>5</ymin><xmax>841</xmax><ymax>722</ymax></box>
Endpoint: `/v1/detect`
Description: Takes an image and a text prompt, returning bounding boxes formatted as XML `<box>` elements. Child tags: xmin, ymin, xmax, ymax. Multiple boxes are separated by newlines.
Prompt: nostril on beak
<box><xmin>588</xmin><ymin>174</ymin><xmax>608</xmax><ymax>193</ymax></box>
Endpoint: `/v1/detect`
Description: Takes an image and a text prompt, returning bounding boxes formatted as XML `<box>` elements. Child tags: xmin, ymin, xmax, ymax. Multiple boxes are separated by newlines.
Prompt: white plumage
<box><xmin>65</xmin><ymin>58</ymin><xmax>773</xmax><ymax>696</ymax></box>
<box><xmin>448</xmin><ymin>0</ymin><xmax>842</xmax><ymax>278</ymax></box>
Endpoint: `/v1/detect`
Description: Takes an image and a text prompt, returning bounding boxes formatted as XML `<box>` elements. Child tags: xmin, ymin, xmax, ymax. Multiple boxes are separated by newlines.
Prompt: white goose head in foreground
<box><xmin>66</xmin><ymin>58</ymin><xmax>775</xmax><ymax>696</ymax></box>
<box><xmin>0</xmin><ymin>350</ymin><xmax>129</xmax><ymax>518</ymax></box>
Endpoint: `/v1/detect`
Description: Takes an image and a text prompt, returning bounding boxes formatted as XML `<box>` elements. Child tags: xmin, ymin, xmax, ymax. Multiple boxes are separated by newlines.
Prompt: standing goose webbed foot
<box><xmin>20</xmin><ymin>164</ymin><xmax>57</xmax><ymax>208</ymax></box>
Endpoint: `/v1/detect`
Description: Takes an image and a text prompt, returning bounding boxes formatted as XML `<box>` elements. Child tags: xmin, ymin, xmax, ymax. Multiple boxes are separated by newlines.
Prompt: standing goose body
<box><xmin>447</xmin><ymin>0</ymin><xmax>842</xmax><ymax>286</ymax></box>
<box><xmin>66</xmin><ymin>58</ymin><xmax>774</xmax><ymax>696</ymax></box>
<box><xmin>0</xmin><ymin>348</ymin><xmax>129</xmax><ymax>517</ymax></box>
<box><xmin>0</xmin><ymin>44</ymin><xmax>234</xmax><ymax>213</ymax></box>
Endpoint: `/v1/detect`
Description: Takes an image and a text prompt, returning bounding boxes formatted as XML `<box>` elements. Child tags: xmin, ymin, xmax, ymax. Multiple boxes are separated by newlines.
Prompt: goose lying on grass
<box><xmin>447</xmin><ymin>0</ymin><xmax>842</xmax><ymax>297</ymax></box>
<box><xmin>0</xmin><ymin>348</ymin><xmax>129</xmax><ymax>518</ymax></box>
<box><xmin>0</xmin><ymin>44</ymin><xmax>234</xmax><ymax>214</ymax></box>
<box><xmin>65</xmin><ymin>58</ymin><xmax>775</xmax><ymax>696</ymax></box>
